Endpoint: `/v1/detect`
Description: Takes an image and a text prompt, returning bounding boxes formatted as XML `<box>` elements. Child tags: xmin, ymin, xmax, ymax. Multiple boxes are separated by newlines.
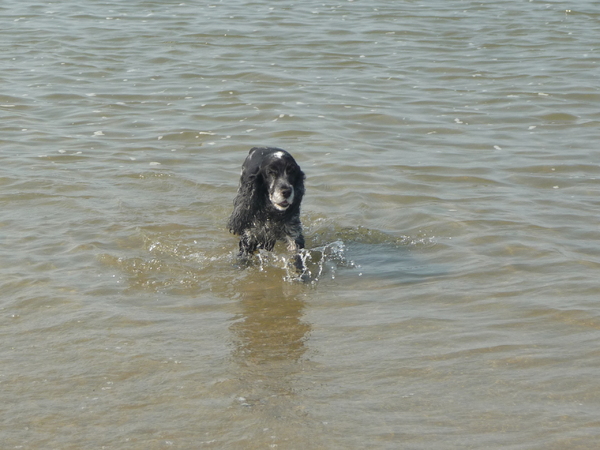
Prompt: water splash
<box><xmin>242</xmin><ymin>239</ymin><xmax>357</xmax><ymax>284</ymax></box>
<box><xmin>282</xmin><ymin>240</ymin><xmax>358</xmax><ymax>284</ymax></box>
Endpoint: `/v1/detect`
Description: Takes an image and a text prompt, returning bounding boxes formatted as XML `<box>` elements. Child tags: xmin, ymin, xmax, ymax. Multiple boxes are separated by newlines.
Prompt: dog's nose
<box><xmin>281</xmin><ymin>186</ymin><xmax>292</xmax><ymax>198</ymax></box>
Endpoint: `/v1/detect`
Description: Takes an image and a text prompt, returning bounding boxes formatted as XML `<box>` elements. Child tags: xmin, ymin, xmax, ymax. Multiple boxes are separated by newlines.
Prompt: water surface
<box><xmin>2</xmin><ymin>1</ymin><xmax>599</xmax><ymax>448</ymax></box>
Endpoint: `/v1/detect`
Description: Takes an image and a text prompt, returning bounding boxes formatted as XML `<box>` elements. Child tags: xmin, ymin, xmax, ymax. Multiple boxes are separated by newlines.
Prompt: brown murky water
<box><xmin>2</xmin><ymin>1</ymin><xmax>599</xmax><ymax>448</ymax></box>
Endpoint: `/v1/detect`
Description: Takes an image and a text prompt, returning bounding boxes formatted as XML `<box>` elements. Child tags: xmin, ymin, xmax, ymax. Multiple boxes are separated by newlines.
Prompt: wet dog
<box><xmin>228</xmin><ymin>147</ymin><xmax>305</xmax><ymax>269</ymax></box>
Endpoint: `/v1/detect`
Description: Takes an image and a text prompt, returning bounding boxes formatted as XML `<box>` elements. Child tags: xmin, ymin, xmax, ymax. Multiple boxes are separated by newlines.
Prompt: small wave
<box><xmin>240</xmin><ymin>223</ymin><xmax>435</xmax><ymax>285</ymax></box>
<box><xmin>306</xmin><ymin>219</ymin><xmax>436</xmax><ymax>249</ymax></box>
<box><xmin>98</xmin><ymin>222</ymin><xmax>436</xmax><ymax>290</ymax></box>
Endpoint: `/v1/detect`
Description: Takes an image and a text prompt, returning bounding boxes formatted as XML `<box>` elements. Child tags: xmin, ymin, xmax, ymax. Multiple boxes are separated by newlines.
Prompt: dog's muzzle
<box><xmin>270</xmin><ymin>185</ymin><xmax>294</xmax><ymax>211</ymax></box>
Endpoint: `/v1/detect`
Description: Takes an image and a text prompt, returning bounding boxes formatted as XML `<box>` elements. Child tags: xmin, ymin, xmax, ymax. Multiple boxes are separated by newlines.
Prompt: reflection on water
<box><xmin>223</xmin><ymin>274</ymin><xmax>327</xmax><ymax>449</ymax></box>
<box><xmin>231</xmin><ymin>277</ymin><xmax>310</xmax><ymax>388</ymax></box>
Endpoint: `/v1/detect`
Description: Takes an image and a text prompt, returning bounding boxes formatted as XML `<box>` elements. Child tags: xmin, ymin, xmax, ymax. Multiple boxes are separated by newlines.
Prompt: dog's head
<box><xmin>242</xmin><ymin>147</ymin><xmax>305</xmax><ymax>212</ymax></box>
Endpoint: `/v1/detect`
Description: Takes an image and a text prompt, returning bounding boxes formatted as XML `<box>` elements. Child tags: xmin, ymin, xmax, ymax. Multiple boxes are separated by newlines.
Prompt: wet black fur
<box><xmin>228</xmin><ymin>147</ymin><xmax>305</xmax><ymax>261</ymax></box>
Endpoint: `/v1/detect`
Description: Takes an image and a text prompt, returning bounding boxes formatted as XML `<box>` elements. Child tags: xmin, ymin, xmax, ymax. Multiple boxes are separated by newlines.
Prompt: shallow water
<box><xmin>2</xmin><ymin>1</ymin><xmax>600</xmax><ymax>448</ymax></box>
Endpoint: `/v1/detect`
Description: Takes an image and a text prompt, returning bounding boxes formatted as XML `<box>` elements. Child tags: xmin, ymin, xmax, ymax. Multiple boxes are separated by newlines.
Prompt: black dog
<box><xmin>228</xmin><ymin>147</ymin><xmax>305</xmax><ymax>268</ymax></box>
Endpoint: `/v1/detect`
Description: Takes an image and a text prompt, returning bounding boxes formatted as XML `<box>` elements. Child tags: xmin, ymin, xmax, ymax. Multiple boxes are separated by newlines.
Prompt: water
<box><xmin>2</xmin><ymin>1</ymin><xmax>599</xmax><ymax>448</ymax></box>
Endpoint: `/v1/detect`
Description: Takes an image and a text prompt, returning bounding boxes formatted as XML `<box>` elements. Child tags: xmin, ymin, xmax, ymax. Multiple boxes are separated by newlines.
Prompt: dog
<box><xmin>228</xmin><ymin>147</ymin><xmax>305</xmax><ymax>269</ymax></box>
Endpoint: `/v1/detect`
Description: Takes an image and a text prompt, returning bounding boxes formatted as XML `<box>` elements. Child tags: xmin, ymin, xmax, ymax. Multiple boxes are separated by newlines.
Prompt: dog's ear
<box><xmin>228</xmin><ymin>168</ymin><xmax>265</xmax><ymax>235</ymax></box>
<box><xmin>240</xmin><ymin>166</ymin><xmax>260</xmax><ymax>184</ymax></box>
<box><xmin>241</xmin><ymin>147</ymin><xmax>266</xmax><ymax>180</ymax></box>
